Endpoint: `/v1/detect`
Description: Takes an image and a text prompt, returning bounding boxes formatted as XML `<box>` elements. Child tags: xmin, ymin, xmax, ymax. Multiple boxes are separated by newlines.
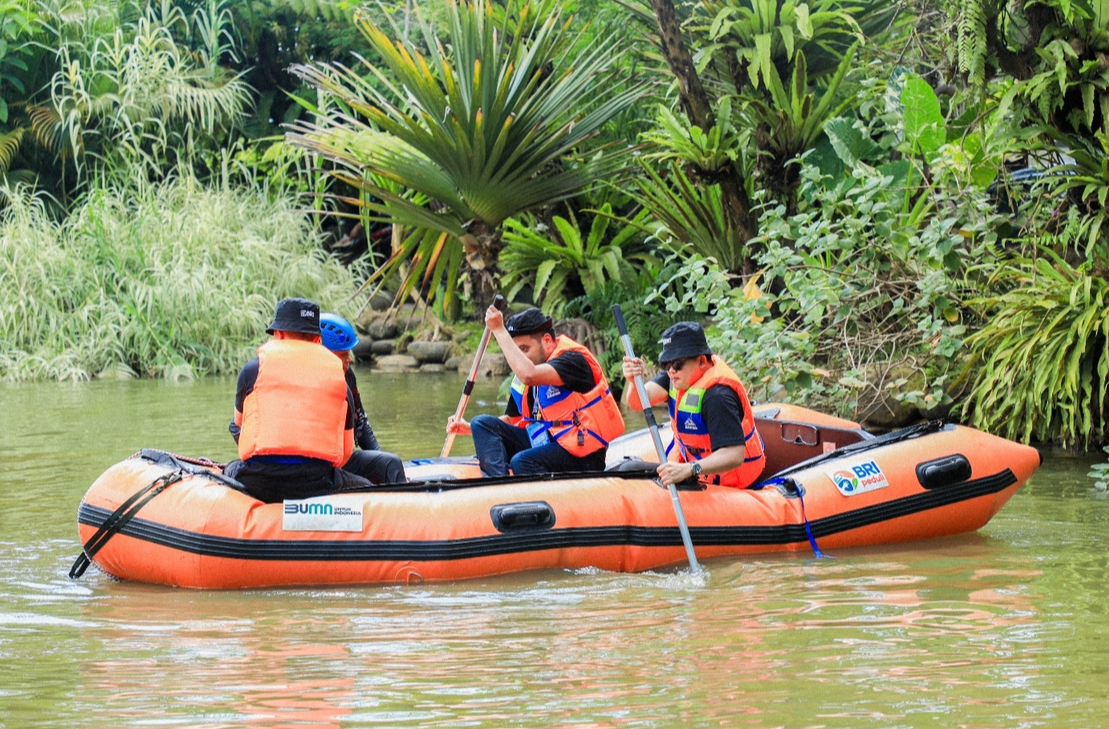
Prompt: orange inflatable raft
<box><xmin>74</xmin><ymin>405</ymin><xmax>1041</xmax><ymax>588</ymax></box>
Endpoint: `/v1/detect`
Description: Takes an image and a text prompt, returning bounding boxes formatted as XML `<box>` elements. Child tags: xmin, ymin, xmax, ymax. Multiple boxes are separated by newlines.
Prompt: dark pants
<box><xmin>343</xmin><ymin>449</ymin><xmax>406</xmax><ymax>484</ymax></box>
<box><xmin>470</xmin><ymin>414</ymin><xmax>607</xmax><ymax>477</ymax></box>
<box><xmin>606</xmin><ymin>457</ymin><xmax>659</xmax><ymax>472</ymax></box>
<box><xmin>224</xmin><ymin>458</ymin><xmax>372</xmax><ymax>504</ymax></box>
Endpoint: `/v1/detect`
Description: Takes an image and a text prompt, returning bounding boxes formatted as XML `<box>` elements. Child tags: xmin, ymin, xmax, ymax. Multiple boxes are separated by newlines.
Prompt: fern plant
<box><xmin>961</xmin><ymin>241</ymin><xmax>1109</xmax><ymax>448</ymax></box>
<box><xmin>956</xmin><ymin>0</ymin><xmax>988</xmax><ymax>89</ymax></box>
<box><xmin>500</xmin><ymin>205</ymin><xmax>656</xmax><ymax>316</ymax></box>
<box><xmin>631</xmin><ymin>160</ymin><xmax>749</xmax><ymax>272</ymax></box>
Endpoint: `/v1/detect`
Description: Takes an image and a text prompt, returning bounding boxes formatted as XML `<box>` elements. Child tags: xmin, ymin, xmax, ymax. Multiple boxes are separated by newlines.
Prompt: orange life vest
<box><xmin>238</xmin><ymin>339</ymin><xmax>350</xmax><ymax>466</ymax></box>
<box><xmin>668</xmin><ymin>358</ymin><xmax>765</xmax><ymax>488</ymax></box>
<box><xmin>510</xmin><ymin>335</ymin><xmax>625</xmax><ymax>457</ymax></box>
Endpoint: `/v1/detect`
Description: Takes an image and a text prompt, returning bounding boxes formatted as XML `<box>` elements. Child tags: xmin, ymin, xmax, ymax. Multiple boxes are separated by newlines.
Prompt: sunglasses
<box><xmin>661</xmin><ymin>357</ymin><xmax>694</xmax><ymax>372</ymax></box>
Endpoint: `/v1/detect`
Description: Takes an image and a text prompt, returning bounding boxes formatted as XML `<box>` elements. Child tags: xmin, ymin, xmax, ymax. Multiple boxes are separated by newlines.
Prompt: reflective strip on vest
<box><xmin>511</xmin><ymin>335</ymin><xmax>625</xmax><ymax>457</ymax></box>
<box><xmin>238</xmin><ymin>339</ymin><xmax>349</xmax><ymax>466</ymax></box>
<box><xmin>667</xmin><ymin>358</ymin><xmax>766</xmax><ymax>488</ymax></box>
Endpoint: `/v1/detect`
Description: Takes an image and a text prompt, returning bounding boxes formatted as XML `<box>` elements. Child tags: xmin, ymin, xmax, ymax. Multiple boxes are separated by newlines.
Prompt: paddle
<box><xmin>441</xmin><ymin>294</ymin><xmax>507</xmax><ymax>457</ymax></box>
<box><xmin>612</xmin><ymin>305</ymin><xmax>702</xmax><ymax>573</ymax></box>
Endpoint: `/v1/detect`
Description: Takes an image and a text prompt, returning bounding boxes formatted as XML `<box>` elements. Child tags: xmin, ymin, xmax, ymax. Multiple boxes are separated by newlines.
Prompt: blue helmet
<box><xmin>320</xmin><ymin>313</ymin><xmax>359</xmax><ymax>352</ymax></box>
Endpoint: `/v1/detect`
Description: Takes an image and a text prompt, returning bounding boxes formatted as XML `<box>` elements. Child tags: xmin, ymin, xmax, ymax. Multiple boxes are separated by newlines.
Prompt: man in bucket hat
<box><xmin>447</xmin><ymin>305</ymin><xmax>625</xmax><ymax>476</ymax></box>
<box><xmin>224</xmin><ymin>297</ymin><xmax>372</xmax><ymax>502</ymax></box>
<box><xmin>620</xmin><ymin>322</ymin><xmax>765</xmax><ymax>489</ymax></box>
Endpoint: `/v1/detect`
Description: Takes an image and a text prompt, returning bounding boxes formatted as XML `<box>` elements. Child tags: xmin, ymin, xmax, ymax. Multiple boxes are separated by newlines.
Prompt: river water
<box><xmin>1</xmin><ymin>371</ymin><xmax>1107</xmax><ymax>728</ymax></box>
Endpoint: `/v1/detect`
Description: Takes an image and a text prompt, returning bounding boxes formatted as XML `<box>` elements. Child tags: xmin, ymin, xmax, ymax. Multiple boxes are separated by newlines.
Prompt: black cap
<box><xmin>266</xmin><ymin>297</ymin><xmax>321</xmax><ymax>335</ymax></box>
<box><xmin>658</xmin><ymin>321</ymin><xmax>713</xmax><ymax>362</ymax></box>
<box><xmin>505</xmin><ymin>307</ymin><xmax>554</xmax><ymax>337</ymax></box>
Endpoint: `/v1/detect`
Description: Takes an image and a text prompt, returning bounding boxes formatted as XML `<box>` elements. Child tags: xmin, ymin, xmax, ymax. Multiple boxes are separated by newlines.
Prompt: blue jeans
<box><xmin>470</xmin><ymin>414</ymin><xmax>607</xmax><ymax>477</ymax></box>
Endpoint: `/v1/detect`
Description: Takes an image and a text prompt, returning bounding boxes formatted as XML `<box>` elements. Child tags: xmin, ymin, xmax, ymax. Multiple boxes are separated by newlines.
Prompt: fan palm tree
<box><xmin>286</xmin><ymin>0</ymin><xmax>645</xmax><ymax>310</ymax></box>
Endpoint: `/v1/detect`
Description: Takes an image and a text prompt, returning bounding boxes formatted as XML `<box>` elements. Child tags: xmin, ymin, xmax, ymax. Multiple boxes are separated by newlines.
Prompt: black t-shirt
<box><xmin>229</xmin><ymin>357</ymin><xmax>355</xmax><ymax>442</ymax></box>
<box><xmin>504</xmin><ymin>350</ymin><xmax>597</xmax><ymax>419</ymax></box>
<box><xmin>651</xmin><ymin>372</ymin><xmax>746</xmax><ymax>450</ymax></box>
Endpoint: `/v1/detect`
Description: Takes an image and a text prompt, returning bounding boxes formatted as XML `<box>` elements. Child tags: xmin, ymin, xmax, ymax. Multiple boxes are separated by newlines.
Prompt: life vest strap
<box><xmin>529</xmin><ymin>390</ymin><xmax>613</xmax><ymax>449</ymax></box>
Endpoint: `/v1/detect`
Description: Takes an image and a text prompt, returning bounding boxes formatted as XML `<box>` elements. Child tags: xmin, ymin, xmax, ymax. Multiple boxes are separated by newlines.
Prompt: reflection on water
<box><xmin>1</xmin><ymin>375</ymin><xmax>1108</xmax><ymax>727</ymax></box>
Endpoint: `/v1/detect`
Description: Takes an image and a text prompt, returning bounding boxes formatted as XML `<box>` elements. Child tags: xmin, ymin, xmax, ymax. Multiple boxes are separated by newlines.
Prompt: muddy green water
<box><xmin>1</xmin><ymin>371</ymin><xmax>1108</xmax><ymax>728</ymax></box>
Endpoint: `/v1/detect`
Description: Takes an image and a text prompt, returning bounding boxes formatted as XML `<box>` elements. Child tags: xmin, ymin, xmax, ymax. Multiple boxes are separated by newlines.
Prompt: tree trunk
<box><xmin>461</xmin><ymin>221</ymin><xmax>502</xmax><ymax>314</ymax></box>
<box><xmin>648</xmin><ymin>0</ymin><xmax>758</xmax><ymax>270</ymax></box>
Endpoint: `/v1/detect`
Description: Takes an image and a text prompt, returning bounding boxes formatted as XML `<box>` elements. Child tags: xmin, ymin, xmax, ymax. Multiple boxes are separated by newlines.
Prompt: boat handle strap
<box><xmin>69</xmin><ymin>470</ymin><xmax>183</xmax><ymax>579</ymax></box>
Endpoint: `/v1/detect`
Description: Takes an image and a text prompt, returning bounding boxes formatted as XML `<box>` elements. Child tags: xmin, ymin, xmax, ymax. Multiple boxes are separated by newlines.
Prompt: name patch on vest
<box><xmin>282</xmin><ymin>495</ymin><xmax>365</xmax><ymax>531</ymax></box>
<box><xmin>827</xmin><ymin>458</ymin><xmax>889</xmax><ymax>496</ymax></box>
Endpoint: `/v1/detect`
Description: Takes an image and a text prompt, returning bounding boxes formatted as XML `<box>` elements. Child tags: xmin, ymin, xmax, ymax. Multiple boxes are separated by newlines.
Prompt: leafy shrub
<box><xmin>960</xmin><ymin>222</ymin><xmax>1109</xmax><ymax>447</ymax></box>
<box><xmin>500</xmin><ymin>205</ymin><xmax>657</xmax><ymax>316</ymax></box>
<box><xmin>563</xmin><ymin>268</ymin><xmax>704</xmax><ymax>393</ymax></box>
<box><xmin>0</xmin><ymin>175</ymin><xmax>359</xmax><ymax>381</ymax></box>
<box><xmin>1090</xmin><ymin>447</ymin><xmax>1109</xmax><ymax>491</ymax></box>
<box><xmin>652</xmin><ymin>163</ymin><xmax>999</xmax><ymax>419</ymax></box>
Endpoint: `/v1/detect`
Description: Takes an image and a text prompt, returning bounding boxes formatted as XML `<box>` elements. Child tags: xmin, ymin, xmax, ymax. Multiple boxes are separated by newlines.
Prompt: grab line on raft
<box><xmin>69</xmin><ymin>469</ymin><xmax>183</xmax><ymax>579</ymax></box>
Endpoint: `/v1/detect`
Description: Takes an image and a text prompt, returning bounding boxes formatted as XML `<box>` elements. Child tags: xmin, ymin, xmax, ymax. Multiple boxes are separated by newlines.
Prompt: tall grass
<box><xmin>0</xmin><ymin>175</ymin><xmax>360</xmax><ymax>381</ymax></box>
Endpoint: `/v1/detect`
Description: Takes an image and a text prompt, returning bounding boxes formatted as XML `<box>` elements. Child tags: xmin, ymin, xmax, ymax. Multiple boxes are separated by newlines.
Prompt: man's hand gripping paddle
<box><xmin>441</xmin><ymin>295</ymin><xmax>507</xmax><ymax>458</ymax></box>
<box><xmin>612</xmin><ymin>305</ymin><xmax>701</xmax><ymax>573</ymax></box>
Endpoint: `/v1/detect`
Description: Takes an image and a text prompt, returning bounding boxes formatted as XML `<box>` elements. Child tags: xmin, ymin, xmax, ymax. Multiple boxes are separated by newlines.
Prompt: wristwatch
<box><xmin>690</xmin><ymin>462</ymin><xmax>702</xmax><ymax>477</ymax></box>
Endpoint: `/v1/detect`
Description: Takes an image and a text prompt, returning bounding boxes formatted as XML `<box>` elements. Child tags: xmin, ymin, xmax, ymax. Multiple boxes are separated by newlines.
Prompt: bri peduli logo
<box><xmin>829</xmin><ymin>459</ymin><xmax>889</xmax><ymax>495</ymax></box>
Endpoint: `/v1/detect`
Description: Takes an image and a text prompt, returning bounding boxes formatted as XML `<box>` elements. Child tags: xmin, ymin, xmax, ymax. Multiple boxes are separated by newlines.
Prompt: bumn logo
<box><xmin>284</xmin><ymin>502</ymin><xmax>333</xmax><ymax>515</ymax></box>
<box><xmin>283</xmin><ymin>496</ymin><xmax>364</xmax><ymax>532</ymax></box>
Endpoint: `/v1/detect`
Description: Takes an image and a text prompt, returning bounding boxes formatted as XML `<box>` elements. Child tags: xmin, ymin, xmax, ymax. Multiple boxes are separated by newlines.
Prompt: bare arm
<box><xmin>657</xmin><ymin>444</ymin><xmax>747</xmax><ymax>486</ymax></box>
<box><xmin>487</xmin><ymin>306</ymin><xmax>563</xmax><ymax>386</ymax></box>
<box><xmin>621</xmin><ymin>356</ymin><xmax>668</xmax><ymax>410</ymax></box>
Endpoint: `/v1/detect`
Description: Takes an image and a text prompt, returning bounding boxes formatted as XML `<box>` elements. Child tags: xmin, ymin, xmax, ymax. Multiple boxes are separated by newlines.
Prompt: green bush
<box><xmin>0</xmin><ymin>175</ymin><xmax>360</xmax><ymax>381</ymax></box>
<box><xmin>500</xmin><ymin>204</ymin><xmax>657</xmax><ymax>316</ymax></box>
<box><xmin>960</xmin><ymin>222</ymin><xmax>1109</xmax><ymax>448</ymax></box>
<box><xmin>563</xmin><ymin>271</ymin><xmax>701</xmax><ymax>393</ymax></box>
<box><xmin>652</xmin><ymin>163</ymin><xmax>998</xmax><ymax>419</ymax></box>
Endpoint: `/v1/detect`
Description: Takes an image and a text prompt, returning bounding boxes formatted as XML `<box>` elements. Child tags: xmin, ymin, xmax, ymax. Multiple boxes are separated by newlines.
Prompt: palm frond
<box><xmin>0</xmin><ymin>128</ymin><xmax>24</xmax><ymax>172</ymax></box>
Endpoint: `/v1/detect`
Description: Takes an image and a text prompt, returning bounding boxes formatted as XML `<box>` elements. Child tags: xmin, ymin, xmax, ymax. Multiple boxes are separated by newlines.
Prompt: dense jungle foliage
<box><xmin>1</xmin><ymin>0</ymin><xmax>1107</xmax><ymax>453</ymax></box>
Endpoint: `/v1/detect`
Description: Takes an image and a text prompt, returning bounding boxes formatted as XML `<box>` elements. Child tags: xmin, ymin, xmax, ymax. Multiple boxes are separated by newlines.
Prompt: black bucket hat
<box><xmin>658</xmin><ymin>322</ymin><xmax>713</xmax><ymax>363</ymax></box>
<box><xmin>267</xmin><ymin>297</ymin><xmax>321</xmax><ymax>335</ymax></box>
<box><xmin>505</xmin><ymin>307</ymin><xmax>554</xmax><ymax>337</ymax></box>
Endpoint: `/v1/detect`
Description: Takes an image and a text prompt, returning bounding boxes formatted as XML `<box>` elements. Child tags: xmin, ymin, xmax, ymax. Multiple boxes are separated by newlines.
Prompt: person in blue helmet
<box><xmin>320</xmin><ymin>313</ymin><xmax>407</xmax><ymax>484</ymax></box>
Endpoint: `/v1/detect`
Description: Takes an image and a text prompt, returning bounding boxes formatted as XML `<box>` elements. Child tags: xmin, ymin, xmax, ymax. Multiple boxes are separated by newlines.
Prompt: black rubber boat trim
<box><xmin>76</xmin><ymin>468</ymin><xmax>1017</xmax><ymax>562</ymax></box>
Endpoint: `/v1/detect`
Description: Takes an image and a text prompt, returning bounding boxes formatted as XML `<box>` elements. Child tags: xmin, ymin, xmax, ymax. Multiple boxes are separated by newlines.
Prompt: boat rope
<box><xmin>69</xmin><ymin>469</ymin><xmax>183</xmax><ymax>579</ymax></box>
<box><xmin>135</xmin><ymin>449</ymin><xmax>245</xmax><ymax>491</ymax></box>
<box><xmin>760</xmin><ymin>477</ymin><xmax>832</xmax><ymax>559</ymax></box>
<box><xmin>758</xmin><ymin>419</ymin><xmax>947</xmax><ymax>485</ymax></box>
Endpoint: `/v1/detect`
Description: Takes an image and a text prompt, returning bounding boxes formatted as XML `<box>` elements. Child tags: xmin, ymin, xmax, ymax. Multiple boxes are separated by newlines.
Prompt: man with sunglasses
<box><xmin>621</xmin><ymin>322</ymin><xmax>765</xmax><ymax>488</ymax></box>
<box><xmin>447</xmin><ymin>306</ymin><xmax>625</xmax><ymax>476</ymax></box>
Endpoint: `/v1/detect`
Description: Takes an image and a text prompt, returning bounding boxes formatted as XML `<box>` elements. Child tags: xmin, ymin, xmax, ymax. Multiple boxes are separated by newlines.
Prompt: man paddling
<box><xmin>446</xmin><ymin>306</ymin><xmax>625</xmax><ymax>476</ymax></box>
<box><xmin>621</xmin><ymin>322</ymin><xmax>766</xmax><ymax>488</ymax></box>
<box><xmin>225</xmin><ymin>297</ymin><xmax>371</xmax><ymax>502</ymax></box>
